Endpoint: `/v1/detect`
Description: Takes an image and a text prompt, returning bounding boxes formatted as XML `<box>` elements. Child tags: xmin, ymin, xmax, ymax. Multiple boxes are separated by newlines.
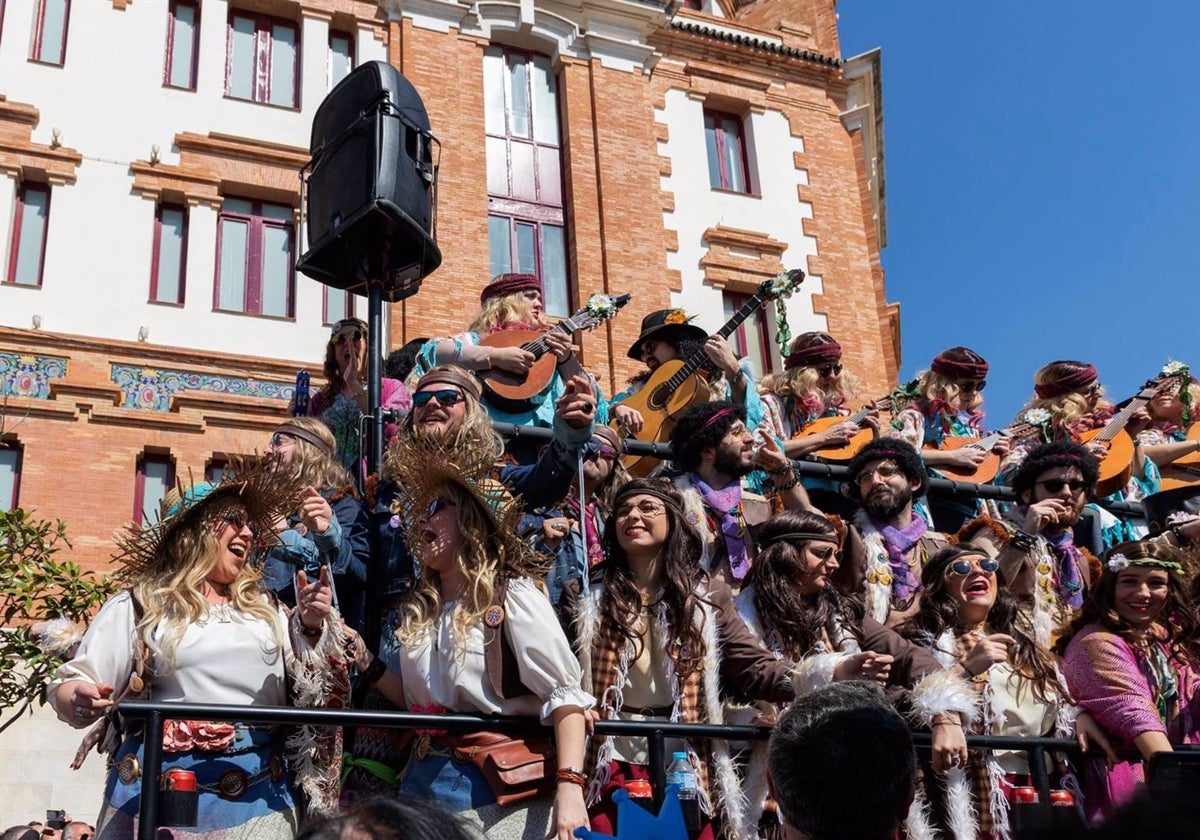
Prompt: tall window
<box><xmin>216</xmin><ymin>197</ymin><xmax>295</xmax><ymax>318</ymax></box>
<box><xmin>164</xmin><ymin>0</ymin><xmax>200</xmax><ymax>90</ymax></box>
<box><xmin>704</xmin><ymin>110</ymin><xmax>751</xmax><ymax>193</ymax></box>
<box><xmin>6</xmin><ymin>183</ymin><xmax>50</xmax><ymax>287</ymax></box>
<box><xmin>0</xmin><ymin>440</ymin><xmax>21</xmax><ymax>512</ymax></box>
<box><xmin>205</xmin><ymin>456</ymin><xmax>231</xmax><ymax>483</ymax></box>
<box><xmin>134</xmin><ymin>453</ymin><xmax>175</xmax><ymax>526</ymax></box>
<box><xmin>151</xmin><ymin>203</ymin><xmax>188</xmax><ymax>304</ymax></box>
<box><xmin>723</xmin><ymin>292</ymin><xmax>773</xmax><ymax>379</ymax></box>
<box><xmin>30</xmin><ymin>0</ymin><xmax>69</xmax><ymax>65</ymax></box>
<box><xmin>226</xmin><ymin>12</ymin><xmax>298</xmax><ymax>108</ymax></box>
<box><xmin>328</xmin><ymin>30</ymin><xmax>353</xmax><ymax>90</ymax></box>
<box><xmin>483</xmin><ymin>46</ymin><xmax>569</xmax><ymax>316</ymax></box>
<box><xmin>323</xmin><ymin>286</ymin><xmax>355</xmax><ymax>325</ymax></box>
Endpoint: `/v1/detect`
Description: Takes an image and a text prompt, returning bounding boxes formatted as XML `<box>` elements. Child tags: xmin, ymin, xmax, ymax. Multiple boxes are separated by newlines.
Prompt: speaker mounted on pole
<box><xmin>297</xmin><ymin>61</ymin><xmax>442</xmax><ymax>301</ymax></box>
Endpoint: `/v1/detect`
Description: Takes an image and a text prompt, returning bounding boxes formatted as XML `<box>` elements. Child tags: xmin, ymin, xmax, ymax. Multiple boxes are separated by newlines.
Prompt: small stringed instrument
<box><xmin>1154</xmin><ymin>422</ymin><xmax>1200</xmax><ymax>491</ymax></box>
<box><xmin>615</xmin><ymin>270</ymin><xmax>805</xmax><ymax>477</ymax></box>
<box><xmin>927</xmin><ymin>421</ymin><xmax>1040</xmax><ymax>484</ymax></box>
<box><xmin>797</xmin><ymin>386</ymin><xmax>915</xmax><ymax>463</ymax></box>
<box><xmin>1078</xmin><ymin>379</ymin><xmax>1165</xmax><ymax>496</ymax></box>
<box><xmin>479</xmin><ymin>293</ymin><xmax>631</xmax><ymax>413</ymax></box>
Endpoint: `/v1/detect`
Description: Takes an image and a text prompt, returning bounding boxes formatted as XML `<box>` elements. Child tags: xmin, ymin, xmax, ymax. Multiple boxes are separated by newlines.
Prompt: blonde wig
<box><xmin>468</xmin><ymin>291</ymin><xmax>547</xmax><ymax>335</ymax></box>
<box><xmin>277</xmin><ymin>416</ymin><xmax>355</xmax><ymax>492</ymax></box>
<box><xmin>1023</xmin><ymin>361</ymin><xmax>1113</xmax><ymax>438</ymax></box>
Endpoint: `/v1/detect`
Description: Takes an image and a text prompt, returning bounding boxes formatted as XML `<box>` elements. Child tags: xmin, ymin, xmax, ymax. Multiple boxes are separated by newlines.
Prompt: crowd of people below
<box><xmin>35</xmin><ymin>273</ymin><xmax>1200</xmax><ymax>839</ymax></box>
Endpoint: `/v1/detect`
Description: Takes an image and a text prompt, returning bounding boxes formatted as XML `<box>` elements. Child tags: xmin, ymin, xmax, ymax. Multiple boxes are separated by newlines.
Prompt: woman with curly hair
<box><xmin>1058</xmin><ymin>540</ymin><xmax>1200</xmax><ymax>820</ymax></box>
<box><xmin>1138</xmin><ymin>362</ymin><xmax>1200</xmax><ymax>482</ymax></box>
<box><xmin>351</xmin><ymin>435</ymin><xmax>594</xmax><ymax>840</ymax></box>
<box><xmin>569</xmin><ymin>479</ymin><xmax>797</xmax><ymax>840</ymax></box>
<box><xmin>304</xmin><ymin>318</ymin><xmax>411</xmax><ymax>478</ymax></box>
<box><xmin>47</xmin><ymin>461</ymin><xmax>350</xmax><ymax>838</ymax></box>
<box><xmin>736</xmin><ymin>511</ymin><xmax>972</xmax><ymax>835</ymax></box>
<box><xmin>259</xmin><ymin>416</ymin><xmax>372</xmax><ymax>632</ymax></box>
<box><xmin>899</xmin><ymin>545</ymin><xmax>1113</xmax><ymax>840</ymax></box>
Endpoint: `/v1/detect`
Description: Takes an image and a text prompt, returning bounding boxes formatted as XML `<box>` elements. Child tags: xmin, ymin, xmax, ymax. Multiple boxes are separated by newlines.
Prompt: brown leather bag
<box><xmin>446</xmin><ymin>731</ymin><xmax>557</xmax><ymax>806</ymax></box>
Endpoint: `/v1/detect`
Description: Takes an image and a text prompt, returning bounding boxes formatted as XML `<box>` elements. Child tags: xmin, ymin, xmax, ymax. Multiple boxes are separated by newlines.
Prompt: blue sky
<box><xmin>838</xmin><ymin>1</ymin><xmax>1200</xmax><ymax>425</ymax></box>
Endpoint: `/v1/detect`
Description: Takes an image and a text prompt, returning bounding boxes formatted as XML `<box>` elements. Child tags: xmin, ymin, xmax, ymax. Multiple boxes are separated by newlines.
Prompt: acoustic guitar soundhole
<box><xmin>648</xmin><ymin>385</ymin><xmax>672</xmax><ymax>412</ymax></box>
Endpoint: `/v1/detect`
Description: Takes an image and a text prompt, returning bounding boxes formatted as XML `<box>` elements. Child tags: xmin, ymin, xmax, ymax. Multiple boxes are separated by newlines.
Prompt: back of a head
<box><xmin>769</xmin><ymin>682</ymin><xmax>915</xmax><ymax>840</ymax></box>
<box><xmin>1</xmin><ymin>828</ymin><xmax>39</xmax><ymax>840</ymax></box>
<box><xmin>296</xmin><ymin>796</ymin><xmax>479</xmax><ymax>840</ymax></box>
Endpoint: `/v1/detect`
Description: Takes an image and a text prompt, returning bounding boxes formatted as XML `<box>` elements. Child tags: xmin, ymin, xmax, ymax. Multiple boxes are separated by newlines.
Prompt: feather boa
<box><xmin>852</xmin><ymin>512</ymin><xmax>897</xmax><ymax>624</ymax></box>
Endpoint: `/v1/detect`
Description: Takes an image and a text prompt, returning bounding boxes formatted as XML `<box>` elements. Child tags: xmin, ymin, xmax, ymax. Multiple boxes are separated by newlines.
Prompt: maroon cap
<box><xmin>1035</xmin><ymin>363</ymin><xmax>1098</xmax><ymax>399</ymax></box>
<box><xmin>931</xmin><ymin>350</ymin><xmax>989</xmax><ymax>380</ymax></box>
<box><xmin>480</xmin><ymin>273</ymin><xmax>542</xmax><ymax>306</ymax></box>
<box><xmin>784</xmin><ymin>339</ymin><xmax>842</xmax><ymax>371</ymax></box>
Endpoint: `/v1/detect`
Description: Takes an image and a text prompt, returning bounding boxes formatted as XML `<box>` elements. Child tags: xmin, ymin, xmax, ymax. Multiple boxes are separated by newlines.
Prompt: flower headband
<box><xmin>1106</xmin><ymin>552</ymin><xmax>1183</xmax><ymax>575</ymax></box>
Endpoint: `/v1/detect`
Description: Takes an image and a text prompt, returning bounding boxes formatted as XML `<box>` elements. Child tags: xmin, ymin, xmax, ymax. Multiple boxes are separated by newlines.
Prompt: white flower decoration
<box><xmin>1024</xmin><ymin>408</ymin><xmax>1052</xmax><ymax>426</ymax></box>
<box><xmin>1107</xmin><ymin>553</ymin><xmax>1131</xmax><ymax>572</ymax></box>
<box><xmin>1162</xmin><ymin>360</ymin><xmax>1187</xmax><ymax>376</ymax></box>
<box><xmin>585</xmin><ymin>293</ymin><xmax>616</xmax><ymax>318</ymax></box>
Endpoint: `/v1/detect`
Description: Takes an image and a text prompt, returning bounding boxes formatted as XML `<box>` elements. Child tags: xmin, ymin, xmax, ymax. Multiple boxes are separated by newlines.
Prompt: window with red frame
<box><xmin>215</xmin><ymin>197</ymin><xmax>295</xmax><ymax>318</ymax></box>
<box><xmin>322</xmin><ymin>285</ymin><xmax>355</xmax><ymax>325</ymax></box>
<box><xmin>151</xmin><ymin>203</ymin><xmax>188</xmax><ymax>304</ymax></box>
<box><xmin>30</xmin><ymin>0</ymin><xmax>70</xmax><ymax>65</ymax></box>
<box><xmin>5</xmin><ymin>182</ymin><xmax>50</xmax><ymax>287</ymax></box>
<box><xmin>329</xmin><ymin>30</ymin><xmax>354</xmax><ymax>90</ymax></box>
<box><xmin>205</xmin><ymin>456</ymin><xmax>232</xmax><ymax>484</ymax></box>
<box><xmin>0</xmin><ymin>440</ymin><xmax>22</xmax><ymax>512</ymax></box>
<box><xmin>134</xmin><ymin>453</ymin><xmax>176</xmax><ymax>526</ymax></box>
<box><xmin>704</xmin><ymin>110</ymin><xmax>751</xmax><ymax>193</ymax></box>
<box><xmin>483</xmin><ymin>45</ymin><xmax>570</xmax><ymax>317</ymax></box>
<box><xmin>164</xmin><ymin>0</ymin><xmax>200</xmax><ymax>90</ymax></box>
<box><xmin>226</xmin><ymin>11</ymin><xmax>298</xmax><ymax>107</ymax></box>
<box><xmin>723</xmin><ymin>291</ymin><xmax>773</xmax><ymax>378</ymax></box>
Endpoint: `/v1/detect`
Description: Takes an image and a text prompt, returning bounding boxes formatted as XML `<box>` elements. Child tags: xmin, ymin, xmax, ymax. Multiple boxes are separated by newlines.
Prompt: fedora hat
<box><xmin>626</xmin><ymin>308</ymin><xmax>707</xmax><ymax>360</ymax></box>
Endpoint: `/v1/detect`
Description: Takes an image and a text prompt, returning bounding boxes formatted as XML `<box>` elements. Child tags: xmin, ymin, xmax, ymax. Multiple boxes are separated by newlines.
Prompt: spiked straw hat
<box><xmin>113</xmin><ymin>456</ymin><xmax>304</xmax><ymax>583</ymax></box>
<box><xmin>384</xmin><ymin>435</ymin><xmax>545</xmax><ymax>577</ymax></box>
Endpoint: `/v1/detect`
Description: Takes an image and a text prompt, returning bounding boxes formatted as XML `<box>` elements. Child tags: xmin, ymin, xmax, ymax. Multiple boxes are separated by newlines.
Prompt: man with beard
<box><xmin>836</xmin><ymin>438</ymin><xmax>951</xmax><ymax>627</ymax></box>
<box><xmin>958</xmin><ymin>441</ymin><xmax>1100</xmax><ymax>647</ymax></box>
<box><xmin>668</xmin><ymin>401</ymin><xmax>813</xmax><ymax>594</ymax></box>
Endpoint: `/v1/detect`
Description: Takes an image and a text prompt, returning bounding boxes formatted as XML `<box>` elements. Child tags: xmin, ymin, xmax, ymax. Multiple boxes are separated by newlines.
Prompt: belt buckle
<box><xmin>269</xmin><ymin>752</ymin><xmax>285</xmax><ymax>784</ymax></box>
<box><xmin>118</xmin><ymin>754</ymin><xmax>141</xmax><ymax>785</ymax></box>
<box><xmin>217</xmin><ymin>768</ymin><xmax>250</xmax><ymax>801</ymax></box>
<box><xmin>413</xmin><ymin>733</ymin><xmax>430</xmax><ymax>761</ymax></box>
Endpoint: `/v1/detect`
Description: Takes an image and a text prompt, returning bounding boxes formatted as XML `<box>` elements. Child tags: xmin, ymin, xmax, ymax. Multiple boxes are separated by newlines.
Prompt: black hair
<box><xmin>769</xmin><ymin>682</ymin><xmax>915</xmax><ymax>840</ymax></box>
<box><xmin>668</xmin><ymin>400</ymin><xmax>745</xmax><ymax>472</ymax></box>
<box><xmin>1010</xmin><ymin>440</ymin><xmax>1099</xmax><ymax>502</ymax></box>
<box><xmin>844</xmin><ymin>438</ymin><xmax>928</xmax><ymax>502</ymax></box>
<box><xmin>384</xmin><ymin>337</ymin><xmax>430</xmax><ymax>382</ymax></box>
<box><xmin>296</xmin><ymin>796</ymin><xmax>478</xmax><ymax>840</ymax></box>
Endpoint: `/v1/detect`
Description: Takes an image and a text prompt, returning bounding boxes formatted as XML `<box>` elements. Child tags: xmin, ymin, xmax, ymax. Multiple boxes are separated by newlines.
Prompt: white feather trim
<box><xmin>905</xmin><ymin>783</ymin><xmax>939</xmax><ymax>840</ymax></box>
<box><xmin>909</xmin><ymin>669</ymin><xmax>980</xmax><ymax>728</ymax></box>
<box><xmin>674</xmin><ymin>476</ymin><xmax>715</xmax><ymax>573</ymax></box>
<box><xmin>285</xmin><ymin>608</ymin><xmax>349</xmax><ymax>815</ymax></box>
<box><xmin>853</xmin><ymin>512</ymin><xmax>895</xmax><ymax>625</ymax></box>
<box><xmin>791</xmin><ymin>652</ymin><xmax>852</xmax><ymax>696</ymax></box>
<box><xmin>31</xmin><ymin>617</ymin><xmax>85</xmax><ymax>657</ymax></box>
<box><xmin>944</xmin><ymin>767</ymin><xmax>976</xmax><ymax>840</ymax></box>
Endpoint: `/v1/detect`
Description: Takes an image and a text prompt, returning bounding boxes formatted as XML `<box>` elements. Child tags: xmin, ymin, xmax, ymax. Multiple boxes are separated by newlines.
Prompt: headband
<box><xmin>414</xmin><ymin>365</ymin><xmax>483</xmax><ymax>401</ymax></box>
<box><xmin>480</xmin><ymin>273</ymin><xmax>542</xmax><ymax>305</ymax></box>
<box><xmin>757</xmin><ymin>531</ymin><xmax>841</xmax><ymax>549</ymax></box>
<box><xmin>931</xmin><ymin>352</ymin><xmax>989</xmax><ymax>380</ymax></box>
<box><xmin>591</xmin><ymin>425</ymin><xmax>623</xmax><ymax>453</ymax></box>
<box><xmin>330</xmin><ymin>318</ymin><xmax>367</xmax><ymax>337</ymax></box>
<box><xmin>784</xmin><ymin>340</ymin><xmax>842</xmax><ymax>371</ymax></box>
<box><xmin>1106</xmin><ymin>552</ymin><xmax>1184</xmax><ymax>575</ymax></box>
<box><xmin>701</xmin><ymin>407</ymin><xmax>737</xmax><ymax>430</ymax></box>
<box><xmin>613</xmin><ymin>486</ymin><xmax>683</xmax><ymax>515</ymax></box>
<box><xmin>1035</xmin><ymin>364</ymin><xmax>1098</xmax><ymax>399</ymax></box>
<box><xmin>274</xmin><ymin>421</ymin><xmax>335</xmax><ymax>459</ymax></box>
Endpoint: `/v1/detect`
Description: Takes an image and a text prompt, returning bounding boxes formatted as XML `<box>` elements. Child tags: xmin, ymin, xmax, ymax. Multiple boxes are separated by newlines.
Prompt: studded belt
<box><xmin>116</xmin><ymin>752</ymin><xmax>286</xmax><ymax>800</ymax></box>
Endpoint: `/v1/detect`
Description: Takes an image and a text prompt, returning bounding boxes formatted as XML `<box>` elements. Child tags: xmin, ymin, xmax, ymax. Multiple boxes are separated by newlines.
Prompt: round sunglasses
<box><xmin>944</xmin><ymin>556</ymin><xmax>1000</xmax><ymax>578</ymax></box>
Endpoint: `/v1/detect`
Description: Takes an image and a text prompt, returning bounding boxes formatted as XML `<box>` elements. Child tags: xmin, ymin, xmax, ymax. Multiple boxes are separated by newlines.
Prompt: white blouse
<box><xmin>48</xmin><ymin>590</ymin><xmax>293</xmax><ymax>721</ymax></box>
<box><xmin>397</xmin><ymin>577</ymin><xmax>594</xmax><ymax>722</ymax></box>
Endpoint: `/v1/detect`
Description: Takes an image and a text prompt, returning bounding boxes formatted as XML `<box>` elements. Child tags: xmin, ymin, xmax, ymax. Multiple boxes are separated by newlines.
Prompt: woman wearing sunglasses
<box><xmin>303</xmin><ymin>318</ymin><xmax>412</xmax><ymax>479</ymax></box>
<box><xmin>1057</xmin><ymin>540</ymin><xmax>1200</xmax><ymax>821</ymax></box>
<box><xmin>569</xmin><ymin>479</ymin><xmax>798</xmax><ymax>840</ymax></box>
<box><xmin>898</xmin><ymin>545</ymin><xmax>1114</xmax><ymax>840</ymax></box>
<box><xmin>735</xmin><ymin>511</ymin><xmax>974</xmax><ymax>834</ymax></box>
<box><xmin>259</xmin><ymin>417</ymin><xmax>372</xmax><ymax>632</ymax></box>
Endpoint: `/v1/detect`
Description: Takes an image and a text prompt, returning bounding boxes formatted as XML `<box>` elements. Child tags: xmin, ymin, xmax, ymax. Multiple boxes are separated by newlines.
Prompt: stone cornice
<box><xmin>0</xmin><ymin>96</ymin><xmax>84</xmax><ymax>185</ymax></box>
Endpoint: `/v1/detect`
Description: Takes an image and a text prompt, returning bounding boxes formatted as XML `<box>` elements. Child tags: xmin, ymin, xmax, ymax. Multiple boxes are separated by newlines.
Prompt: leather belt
<box><xmin>620</xmin><ymin>704</ymin><xmax>674</xmax><ymax>717</ymax></box>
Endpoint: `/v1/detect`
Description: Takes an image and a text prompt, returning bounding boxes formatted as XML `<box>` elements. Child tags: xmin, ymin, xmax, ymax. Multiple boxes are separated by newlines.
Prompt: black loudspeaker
<box><xmin>297</xmin><ymin>61</ymin><xmax>442</xmax><ymax>301</ymax></box>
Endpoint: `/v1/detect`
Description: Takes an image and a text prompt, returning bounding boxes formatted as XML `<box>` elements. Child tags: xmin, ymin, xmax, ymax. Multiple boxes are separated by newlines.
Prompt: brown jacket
<box><xmin>834</xmin><ymin>519</ymin><xmax>951</xmax><ymax>628</ymax></box>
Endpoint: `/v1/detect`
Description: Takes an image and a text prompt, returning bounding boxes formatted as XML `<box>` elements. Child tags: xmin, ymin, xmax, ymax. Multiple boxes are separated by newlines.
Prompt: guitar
<box><xmin>479</xmin><ymin>293</ymin><xmax>631</xmax><ymax>413</ymax></box>
<box><xmin>796</xmin><ymin>385</ymin><xmax>915</xmax><ymax>463</ymax></box>
<box><xmin>1153</xmin><ymin>422</ymin><xmax>1200</xmax><ymax>491</ymax></box>
<box><xmin>1078</xmin><ymin>379</ymin><xmax>1165</xmax><ymax>496</ymax></box>
<box><xmin>926</xmin><ymin>421</ymin><xmax>1040</xmax><ymax>484</ymax></box>
<box><xmin>615</xmin><ymin>269</ymin><xmax>805</xmax><ymax>477</ymax></box>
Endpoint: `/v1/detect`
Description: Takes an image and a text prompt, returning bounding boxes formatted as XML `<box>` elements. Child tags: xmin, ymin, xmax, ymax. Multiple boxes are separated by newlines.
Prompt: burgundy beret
<box><xmin>480</xmin><ymin>273</ymin><xmax>542</xmax><ymax>306</ymax></box>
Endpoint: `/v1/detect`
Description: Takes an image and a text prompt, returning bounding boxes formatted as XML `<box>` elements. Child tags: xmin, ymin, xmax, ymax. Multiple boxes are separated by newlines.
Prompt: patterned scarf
<box><xmin>1044</xmin><ymin>530</ymin><xmax>1085</xmax><ymax>611</ymax></box>
<box><xmin>873</xmin><ymin>515</ymin><xmax>928</xmax><ymax>602</ymax></box>
<box><xmin>566</xmin><ymin>497</ymin><xmax>604</xmax><ymax>569</ymax></box>
<box><xmin>692</xmin><ymin>474</ymin><xmax>750</xmax><ymax>583</ymax></box>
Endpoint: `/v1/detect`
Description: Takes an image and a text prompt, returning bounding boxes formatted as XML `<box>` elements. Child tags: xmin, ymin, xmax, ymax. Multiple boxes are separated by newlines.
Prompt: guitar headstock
<box><xmin>756</xmin><ymin>269</ymin><xmax>806</xmax><ymax>301</ymax></box>
<box><xmin>571</xmin><ymin>293</ymin><xmax>632</xmax><ymax>332</ymax></box>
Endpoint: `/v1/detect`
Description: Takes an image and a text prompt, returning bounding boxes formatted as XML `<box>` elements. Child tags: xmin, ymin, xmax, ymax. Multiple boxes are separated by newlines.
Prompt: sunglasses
<box><xmin>426</xmin><ymin>497</ymin><xmax>457</xmax><ymax>517</ymax></box>
<box><xmin>332</xmin><ymin>329</ymin><xmax>364</xmax><ymax>344</ymax></box>
<box><xmin>585</xmin><ymin>444</ymin><xmax>619</xmax><ymax>462</ymax></box>
<box><xmin>269</xmin><ymin>432</ymin><xmax>296</xmax><ymax>447</ymax></box>
<box><xmin>218</xmin><ymin>508</ymin><xmax>259</xmax><ymax>538</ymax></box>
<box><xmin>1037</xmin><ymin>477</ymin><xmax>1087</xmax><ymax>493</ymax></box>
<box><xmin>413</xmin><ymin>389</ymin><xmax>464</xmax><ymax>408</ymax></box>
<box><xmin>957</xmin><ymin>379</ymin><xmax>987</xmax><ymax>393</ymax></box>
<box><xmin>945</xmin><ymin>556</ymin><xmax>1000</xmax><ymax>577</ymax></box>
<box><xmin>817</xmin><ymin>363</ymin><xmax>844</xmax><ymax>378</ymax></box>
<box><xmin>855</xmin><ymin>461</ymin><xmax>901</xmax><ymax>486</ymax></box>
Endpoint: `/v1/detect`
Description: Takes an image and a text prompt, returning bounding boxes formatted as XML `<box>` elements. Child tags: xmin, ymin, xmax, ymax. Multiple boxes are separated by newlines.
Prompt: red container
<box><xmin>162</xmin><ymin>767</ymin><xmax>197</xmax><ymax>792</ymax></box>
<box><xmin>1013</xmin><ymin>786</ymin><xmax>1039</xmax><ymax>805</ymax></box>
<box><xmin>1049</xmin><ymin>789</ymin><xmax>1075</xmax><ymax>807</ymax></box>
<box><xmin>625</xmin><ymin>779</ymin><xmax>654</xmax><ymax>812</ymax></box>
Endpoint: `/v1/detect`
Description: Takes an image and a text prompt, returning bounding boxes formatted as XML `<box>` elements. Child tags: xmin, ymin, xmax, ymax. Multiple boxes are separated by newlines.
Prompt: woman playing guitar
<box><xmin>1137</xmin><ymin>361</ymin><xmax>1200</xmax><ymax>488</ymax></box>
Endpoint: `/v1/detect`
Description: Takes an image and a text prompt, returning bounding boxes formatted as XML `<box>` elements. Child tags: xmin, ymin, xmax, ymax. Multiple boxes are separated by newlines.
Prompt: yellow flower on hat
<box><xmin>664</xmin><ymin>309</ymin><xmax>689</xmax><ymax>325</ymax></box>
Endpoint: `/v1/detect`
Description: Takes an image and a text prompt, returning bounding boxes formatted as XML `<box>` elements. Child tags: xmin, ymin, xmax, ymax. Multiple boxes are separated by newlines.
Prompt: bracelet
<box><xmin>556</xmin><ymin>768</ymin><xmax>588</xmax><ymax>788</ymax></box>
<box><xmin>1009</xmin><ymin>530</ymin><xmax>1036</xmax><ymax>551</ymax></box>
<box><xmin>362</xmin><ymin>656</ymin><xmax>387</xmax><ymax>685</ymax></box>
<box><xmin>300</xmin><ymin>622</ymin><xmax>323</xmax><ymax>638</ymax></box>
<box><xmin>774</xmin><ymin>473</ymin><xmax>800</xmax><ymax>491</ymax></box>
<box><xmin>930</xmin><ymin>721</ymin><xmax>963</xmax><ymax>728</ymax></box>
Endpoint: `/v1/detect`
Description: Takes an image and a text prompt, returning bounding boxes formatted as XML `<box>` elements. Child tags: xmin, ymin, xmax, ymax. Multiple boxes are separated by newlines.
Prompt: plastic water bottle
<box><xmin>666</xmin><ymin>750</ymin><xmax>700</xmax><ymax>831</ymax></box>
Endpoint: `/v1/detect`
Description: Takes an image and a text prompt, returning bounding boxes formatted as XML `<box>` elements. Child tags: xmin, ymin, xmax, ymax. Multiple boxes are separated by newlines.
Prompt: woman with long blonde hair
<box><xmin>1138</xmin><ymin>362</ymin><xmax>1200</xmax><ymax>478</ymax></box>
<box><xmin>48</xmin><ymin>461</ymin><xmax>350</xmax><ymax>839</ymax></box>
<box><xmin>759</xmin><ymin>332</ymin><xmax>866</xmax><ymax>456</ymax></box>
<box><xmin>260</xmin><ymin>416</ymin><xmax>372</xmax><ymax>632</ymax></box>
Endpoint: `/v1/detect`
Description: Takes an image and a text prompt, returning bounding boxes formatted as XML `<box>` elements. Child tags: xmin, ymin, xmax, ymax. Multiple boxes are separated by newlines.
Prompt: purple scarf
<box><xmin>1046</xmin><ymin>530</ymin><xmax>1086</xmax><ymax>611</ymax></box>
<box><xmin>691</xmin><ymin>475</ymin><xmax>751</xmax><ymax>583</ymax></box>
<box><xmin>566</xmin><ymin>498</ymin><xmax>604</xmax><ymax>569</ymax></box>
<box><xmin>873</xmin><ymin>515</ymin><xmax>927</xmax><ymax>602</ymax></box>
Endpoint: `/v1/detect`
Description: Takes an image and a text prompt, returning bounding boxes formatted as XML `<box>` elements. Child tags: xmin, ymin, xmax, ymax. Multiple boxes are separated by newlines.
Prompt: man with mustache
<box><xmin>836</xmin><ymin>439</ymin><xmax>951</xmax><ymax>627</ymax></box>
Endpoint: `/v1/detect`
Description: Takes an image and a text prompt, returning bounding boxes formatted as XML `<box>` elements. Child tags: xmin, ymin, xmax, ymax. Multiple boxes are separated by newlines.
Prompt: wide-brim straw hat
<box><xmin>113</xmin><ymin>456</ymin><xmax>303</xmax><ymax>583</ymax></box>
<box><xmin>384</xmin><ymin>435</ymin><xmax>544</xmax><ymax>577</ymax></box>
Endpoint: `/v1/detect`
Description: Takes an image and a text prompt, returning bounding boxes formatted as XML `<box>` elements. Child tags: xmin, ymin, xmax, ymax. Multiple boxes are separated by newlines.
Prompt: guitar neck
<box><xmin>665</xmin><ymin>295</ymin><xmax>766</xmax><ymax>391</ymax></box>
<box><xmin>522</xmin><ymin>317</ymin><xmax>582</xmax><ymax>358</ymax></box>
<box><xmin>965</xmin><ymin>422</ymin><xmax>1034</xmax><ymax>451</ymax></box>
<box><xmin>1093</xmin><ymin>391</ymin><xmax>1155</xmax><ymax>443</ymax></box>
